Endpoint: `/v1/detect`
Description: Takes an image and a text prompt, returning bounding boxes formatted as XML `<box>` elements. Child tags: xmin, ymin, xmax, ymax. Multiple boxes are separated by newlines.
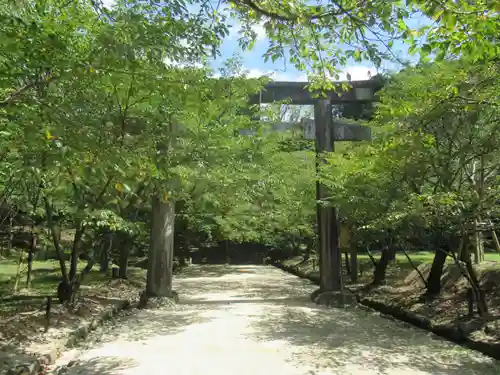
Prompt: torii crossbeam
<box><xmin>248</xmin><ymin>78</ymin><xmax>382</xmax><ymax>105</ymax></box>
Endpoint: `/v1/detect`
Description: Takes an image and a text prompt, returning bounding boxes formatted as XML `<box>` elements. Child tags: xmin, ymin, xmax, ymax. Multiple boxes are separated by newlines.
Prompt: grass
<box><xmin>282</xmin><ymin>250</ymin><xmax>500</xmax><ymax>286</ymax></box>
<box><xmin>287</xmin><ymin>251</ymin><xmax>500</xmax><ymax>269</ymax></box>
<box><xmin>358</xmin><ymin>251</ymin><xmax>500</xmax><ymax>273</ymax></box>
<box><xmin>0</xmin><ymin>253</ymin><xmax>147</xmax><ymax>350</ymax></box>
<box><xmin>0</xmin><ymin>257</ymin><xmax>64</xmax><ymax>282</ymax></box>
<box><xmin>1</xmin><ymin>249</ymin><xmax>498</xmax><ymax>296</ymax></box>
<box><xmin>369</xmin><ymin>251</ymin><xmax>500</xmax><ymax>263</ymax></box>
<box><xmin>0</xmin><ymin>253</ymin><xmax>146</xmax><ymax>297</ymax></box>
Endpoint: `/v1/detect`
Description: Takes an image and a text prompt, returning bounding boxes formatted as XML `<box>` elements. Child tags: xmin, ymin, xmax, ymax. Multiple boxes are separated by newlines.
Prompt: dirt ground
<box><xmin>0</xmin><ymin>274</ymin><xmax>144</xmax><ymax>360</ymax></box>
<box><xmin>366</xmin><ymin>262</ymin><xmax>500</xmax><ymax>345</ymax></box>
<box><xmin>281</xmin><ymin>254</ymin><xmax>500</xmax><ymax>349</ymax></box>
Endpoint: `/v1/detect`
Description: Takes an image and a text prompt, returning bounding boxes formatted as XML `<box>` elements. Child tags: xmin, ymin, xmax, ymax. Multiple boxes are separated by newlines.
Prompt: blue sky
<box><xmin>215</xmin><ymin>10</ymin><xmax>430</xmax><ymax>81</ymax></box>
<box><xmin>103</xmin><ymin>0</ymin><xmax>427</xmax><ymax>81</ymax></box>
<box><xmin>208</xmin><ymin>19</ymin><xmax>424</xmax><ymax>82</ymax></box>
<box><xmin>202</xmin><ymin>5</ymin><xmax>430</xmax><ymax>81</ymax></box>
<box><xmin>210</xmin><ymin>23</ymin><xmax>381</xmax><ymax>81</ymax></box>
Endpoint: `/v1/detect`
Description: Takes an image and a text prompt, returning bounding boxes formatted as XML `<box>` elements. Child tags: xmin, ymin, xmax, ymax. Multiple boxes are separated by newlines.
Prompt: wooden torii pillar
<box><xmin>248</xmin><ymin>78</ymin><xmax>382</xmax><ymax>292</ymax></box>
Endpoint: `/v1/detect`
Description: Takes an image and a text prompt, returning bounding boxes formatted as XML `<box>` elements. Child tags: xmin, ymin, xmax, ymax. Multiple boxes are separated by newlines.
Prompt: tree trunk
<box><xmin>69</xmin><ymin>225</ymin><xmax>84</xmax><ymax>282</ymax></box>
<box><xmin>303</xmin><ymin>243</ymin><xmax>311</xmax><ymax>261</ymax></box>
<box><xmin>61</xmin><ymin>259</ymin><xmax>95</xmax><ymax>304</ymax></box>
<box><xmin>461</xmin><ymin>238</ymin><xmax>488</xmax><ymax>316</ymax></box>
<box><xmin>473</xmin><ymin>219</ymin><xmax>482</xmax><ymax>264</ymax></box>
<box><xmin>464</xmin><ymin>258</ymin><xmax>488</xmax><ymax>316</ymax></box>
<box><xmin>365</xmin><ymin>246</ymin><xmax>378</xmax><ymax>268</ymax></box>
<box><xmin>372</xmin><ymin>246</ymin><xmax>396</xmax><ymax>286</ymax></box>
<box><xmin>491</xmin><ymin>229</ymin><xmax>500</xmax><ymax>253</ymax></box>
<box><xmin>99</xmin><ymin>234</ymin><xmax>111</xmax><ymax>273</ymax></box>
<box><xmin>350</xmin><ymin>248</ymin><xmax>358</xmax><ymax>283</ymax></box>
<box><xmin>426</xmin><ymin>249</ymin><xmax>448</xmax><ymax>296</ymax></box>
<box><xmin>13</xmin><ymin>251</ymin><xmax>23</xmax><ymax>293</ymax></box>
<box><xmin>403</xmin><ymin>247</ymin><xmax>427</xmax><ymax>287</ymax></box>
<box><xmin>27</xmin><ymin>185</ymin><xmax>41</xmax><ymax>288</ymax></box>
<box><xmin>146</xmin><ymin>195</ymin><xmax>175</xmax><ymax>297</ymax></box>
<box><xmin>6</xmin><ymin>215</ymin><xmax>13</xmax><ymax>257</ymax></box>
<box><xmin>26</xmin><ymin>232</ymin><xmax>35</xmax><ymax>288</ymax></box>
<box><xmin>44</xmin><ymin>198</ymin><xmax>70</xmax><ymax>301</ymax></box>
<box><xmin>225</xmin><ymin>240</ymin><xmax>230</xmax><ymax>264</ymax></box>
<box><xmin>344</xmin><ymin>252</ymin><xmax>351</xmax><ymax>275</ymax></box>
<box><xmin>57</xmin><ymin>280</ymin><xmax>72</xmax><ymax>303</ymax></box>
<box><xmin>119</xmin><ymin>237</ymin><xmax>132</xmax><ymax>279</ymax></box>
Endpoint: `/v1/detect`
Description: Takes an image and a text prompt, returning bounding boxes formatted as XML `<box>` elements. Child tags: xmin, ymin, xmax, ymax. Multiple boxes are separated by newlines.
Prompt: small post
<box><xmin>350</xmin><ymin>248</ymin><xmax>358</xmax><ymax>283</ymax></box>
<box><xmin>44</xmin><ymin>296</ymin><xmax>52</xmax><ymax>332</ymax></box>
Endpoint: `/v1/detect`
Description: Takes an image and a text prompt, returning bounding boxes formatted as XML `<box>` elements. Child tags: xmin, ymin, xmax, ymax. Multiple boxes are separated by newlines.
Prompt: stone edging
<box><xmin>273</xmin><ymin>261</ymin><xmax>320</xmax><ymax>284</ymax></box>
<box><xmin>273</xmin><ymin>261</ymin><xmax>500</xmax><ymax>361</ymax></box>
<box><xmin>8</xmin><ymin>299</ymin><xmax>138</xmax><ymax>375</ymax></box>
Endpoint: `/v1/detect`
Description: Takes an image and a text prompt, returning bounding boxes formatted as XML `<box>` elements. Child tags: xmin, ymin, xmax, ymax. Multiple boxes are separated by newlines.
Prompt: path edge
<box><xmin>272</xmin><ymin>261</ymin><xmax>500</xmax><ymax>361</ymax></box>
<box><xmin>8</xmin><ymin>298</ymin><xmax>139</xmax><ymax>375</ymax></box>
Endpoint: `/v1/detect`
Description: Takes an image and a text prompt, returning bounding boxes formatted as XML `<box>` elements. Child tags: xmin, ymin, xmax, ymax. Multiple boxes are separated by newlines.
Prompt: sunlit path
<box><xmin>52</xmin><ymin>265</ymin><xmax>500</xmax><ymax>375</ymax></box>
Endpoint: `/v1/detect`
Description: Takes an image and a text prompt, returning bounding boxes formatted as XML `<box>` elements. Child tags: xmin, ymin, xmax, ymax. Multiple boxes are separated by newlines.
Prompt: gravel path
<box><xmin>51</xmin><ymin>265</ymin><xmax>500</xmax><ymax>375</ymax></box>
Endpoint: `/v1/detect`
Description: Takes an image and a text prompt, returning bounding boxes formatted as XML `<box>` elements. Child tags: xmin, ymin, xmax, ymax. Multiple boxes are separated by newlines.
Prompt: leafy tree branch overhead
<box><xmin>227</xmin><ymin>0</ymin><xmax>499</xmax><ymax>83</ymax></box>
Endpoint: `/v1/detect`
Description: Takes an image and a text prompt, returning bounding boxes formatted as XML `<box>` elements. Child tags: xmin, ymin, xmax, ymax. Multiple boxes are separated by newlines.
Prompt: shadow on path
<box><xmin>60</xmin><ymin>357</ymin><xmax>138</xmax><ymax>375</ymax></box>
<box><xmin>176</xmin><ymin>264</ymin><xmax>250</xmax><ymax>279</ymax></box>
<box><xmin>78</xmin><ymin>308</ymin><xmax>211</xmax><ymax>348</ymax></box>
<box><xmin>247</xmin><ymin>294</ymin><xmax>499</xmax><ymax>375</ymax></box>
<box><xmin>52</xmin><ymin>265</ymin><xmax>500</xmax><ymax>375</ymax></box>
<box><xmin>179</xmin><ymin>297</ymin><xmax>312</xmax><ymax>307</ymax></box>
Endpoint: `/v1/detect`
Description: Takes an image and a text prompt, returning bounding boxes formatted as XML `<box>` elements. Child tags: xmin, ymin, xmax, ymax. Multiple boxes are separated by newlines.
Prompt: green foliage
<box><xmin>176</xmin><ymin>126</ymin><xmax>316</xmax><ymax>247</ymax></box>
<box><xmin>83</xmin><ymin>209</ymin><xmax>144</xmax><ymax>235</ymax></box>
<box><xmin>321</xmin><ymin>60</ymin><xmax>500</xmax><ymax>249</ymax></box>
<box><xmin>0</xmin><ymin>0</ymin><xmax>318</xmax><ymax>273</ymax></box>
<box><xmin>228</xmin><ymin>0</ymin><xmax>499</xmax><ymax>84</ymax></box>
<box><xmin>3</xmin><ymin>0</ymin><xmax>498</xmax><ymax>279</ymax></box>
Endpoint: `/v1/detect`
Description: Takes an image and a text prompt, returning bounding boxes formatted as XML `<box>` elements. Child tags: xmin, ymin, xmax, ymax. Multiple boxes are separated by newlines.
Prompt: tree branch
<box><xmin>0</xmin><ymin>73</ymin><xmax>57</xmax><ymax>107</ymax></box>
<box><xmin>234</xmin><ymin>0</ymin><xmax>346</xmax><ymax>21</ymax></box>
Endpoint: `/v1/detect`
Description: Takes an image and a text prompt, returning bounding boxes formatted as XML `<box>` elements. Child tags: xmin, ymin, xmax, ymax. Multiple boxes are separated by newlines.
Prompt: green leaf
<box><xmin>421</xmin><ymin>44</ymin><xmax>432</xmax><ymax>55</ymax></box>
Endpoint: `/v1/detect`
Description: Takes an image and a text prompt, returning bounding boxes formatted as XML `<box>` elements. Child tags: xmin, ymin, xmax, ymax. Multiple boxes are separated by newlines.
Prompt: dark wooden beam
<box><xmin>248</xmin><ymin>78</ymin><xmax>383</xmax><ymax>105</ymax></box>
<box><xmin>302</xmin><ymin>119</ymin><xmax>372</xmax><ymax>141</ymax></box>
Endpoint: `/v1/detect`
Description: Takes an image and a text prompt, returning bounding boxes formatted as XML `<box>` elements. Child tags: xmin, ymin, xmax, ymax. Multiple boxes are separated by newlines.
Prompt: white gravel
<box><xmin>50</xmin><ymin>265</ymin><xmax>500</xmax><ymax>375</ymax></box>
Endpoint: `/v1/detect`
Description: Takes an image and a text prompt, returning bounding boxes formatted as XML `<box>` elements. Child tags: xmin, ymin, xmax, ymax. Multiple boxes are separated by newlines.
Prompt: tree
<box><xmin>377</xmin><ymin>61</ymin><xmax>499</xmax><ymax>310</ymax></box>
<box><xmin>320</xmin><ymin>60</ymin><xmax>499</xmax><ymax>312</ymax></box>
<box><xmin>227</xmin><ymin>0</ymin><xmax>499</xmax><ymax>84</ymax></box>
<box><xmin>0</xmin><ymin>0</ymin><xmax>232</xmax><ymax>301</ymax></box>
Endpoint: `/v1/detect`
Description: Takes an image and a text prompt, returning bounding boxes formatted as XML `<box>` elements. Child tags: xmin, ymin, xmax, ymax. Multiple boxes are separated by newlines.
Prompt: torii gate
<box><xmin>248</xmin><ymin>78</ymin><xmax>383</xmax><ymax>292</ymax></box>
